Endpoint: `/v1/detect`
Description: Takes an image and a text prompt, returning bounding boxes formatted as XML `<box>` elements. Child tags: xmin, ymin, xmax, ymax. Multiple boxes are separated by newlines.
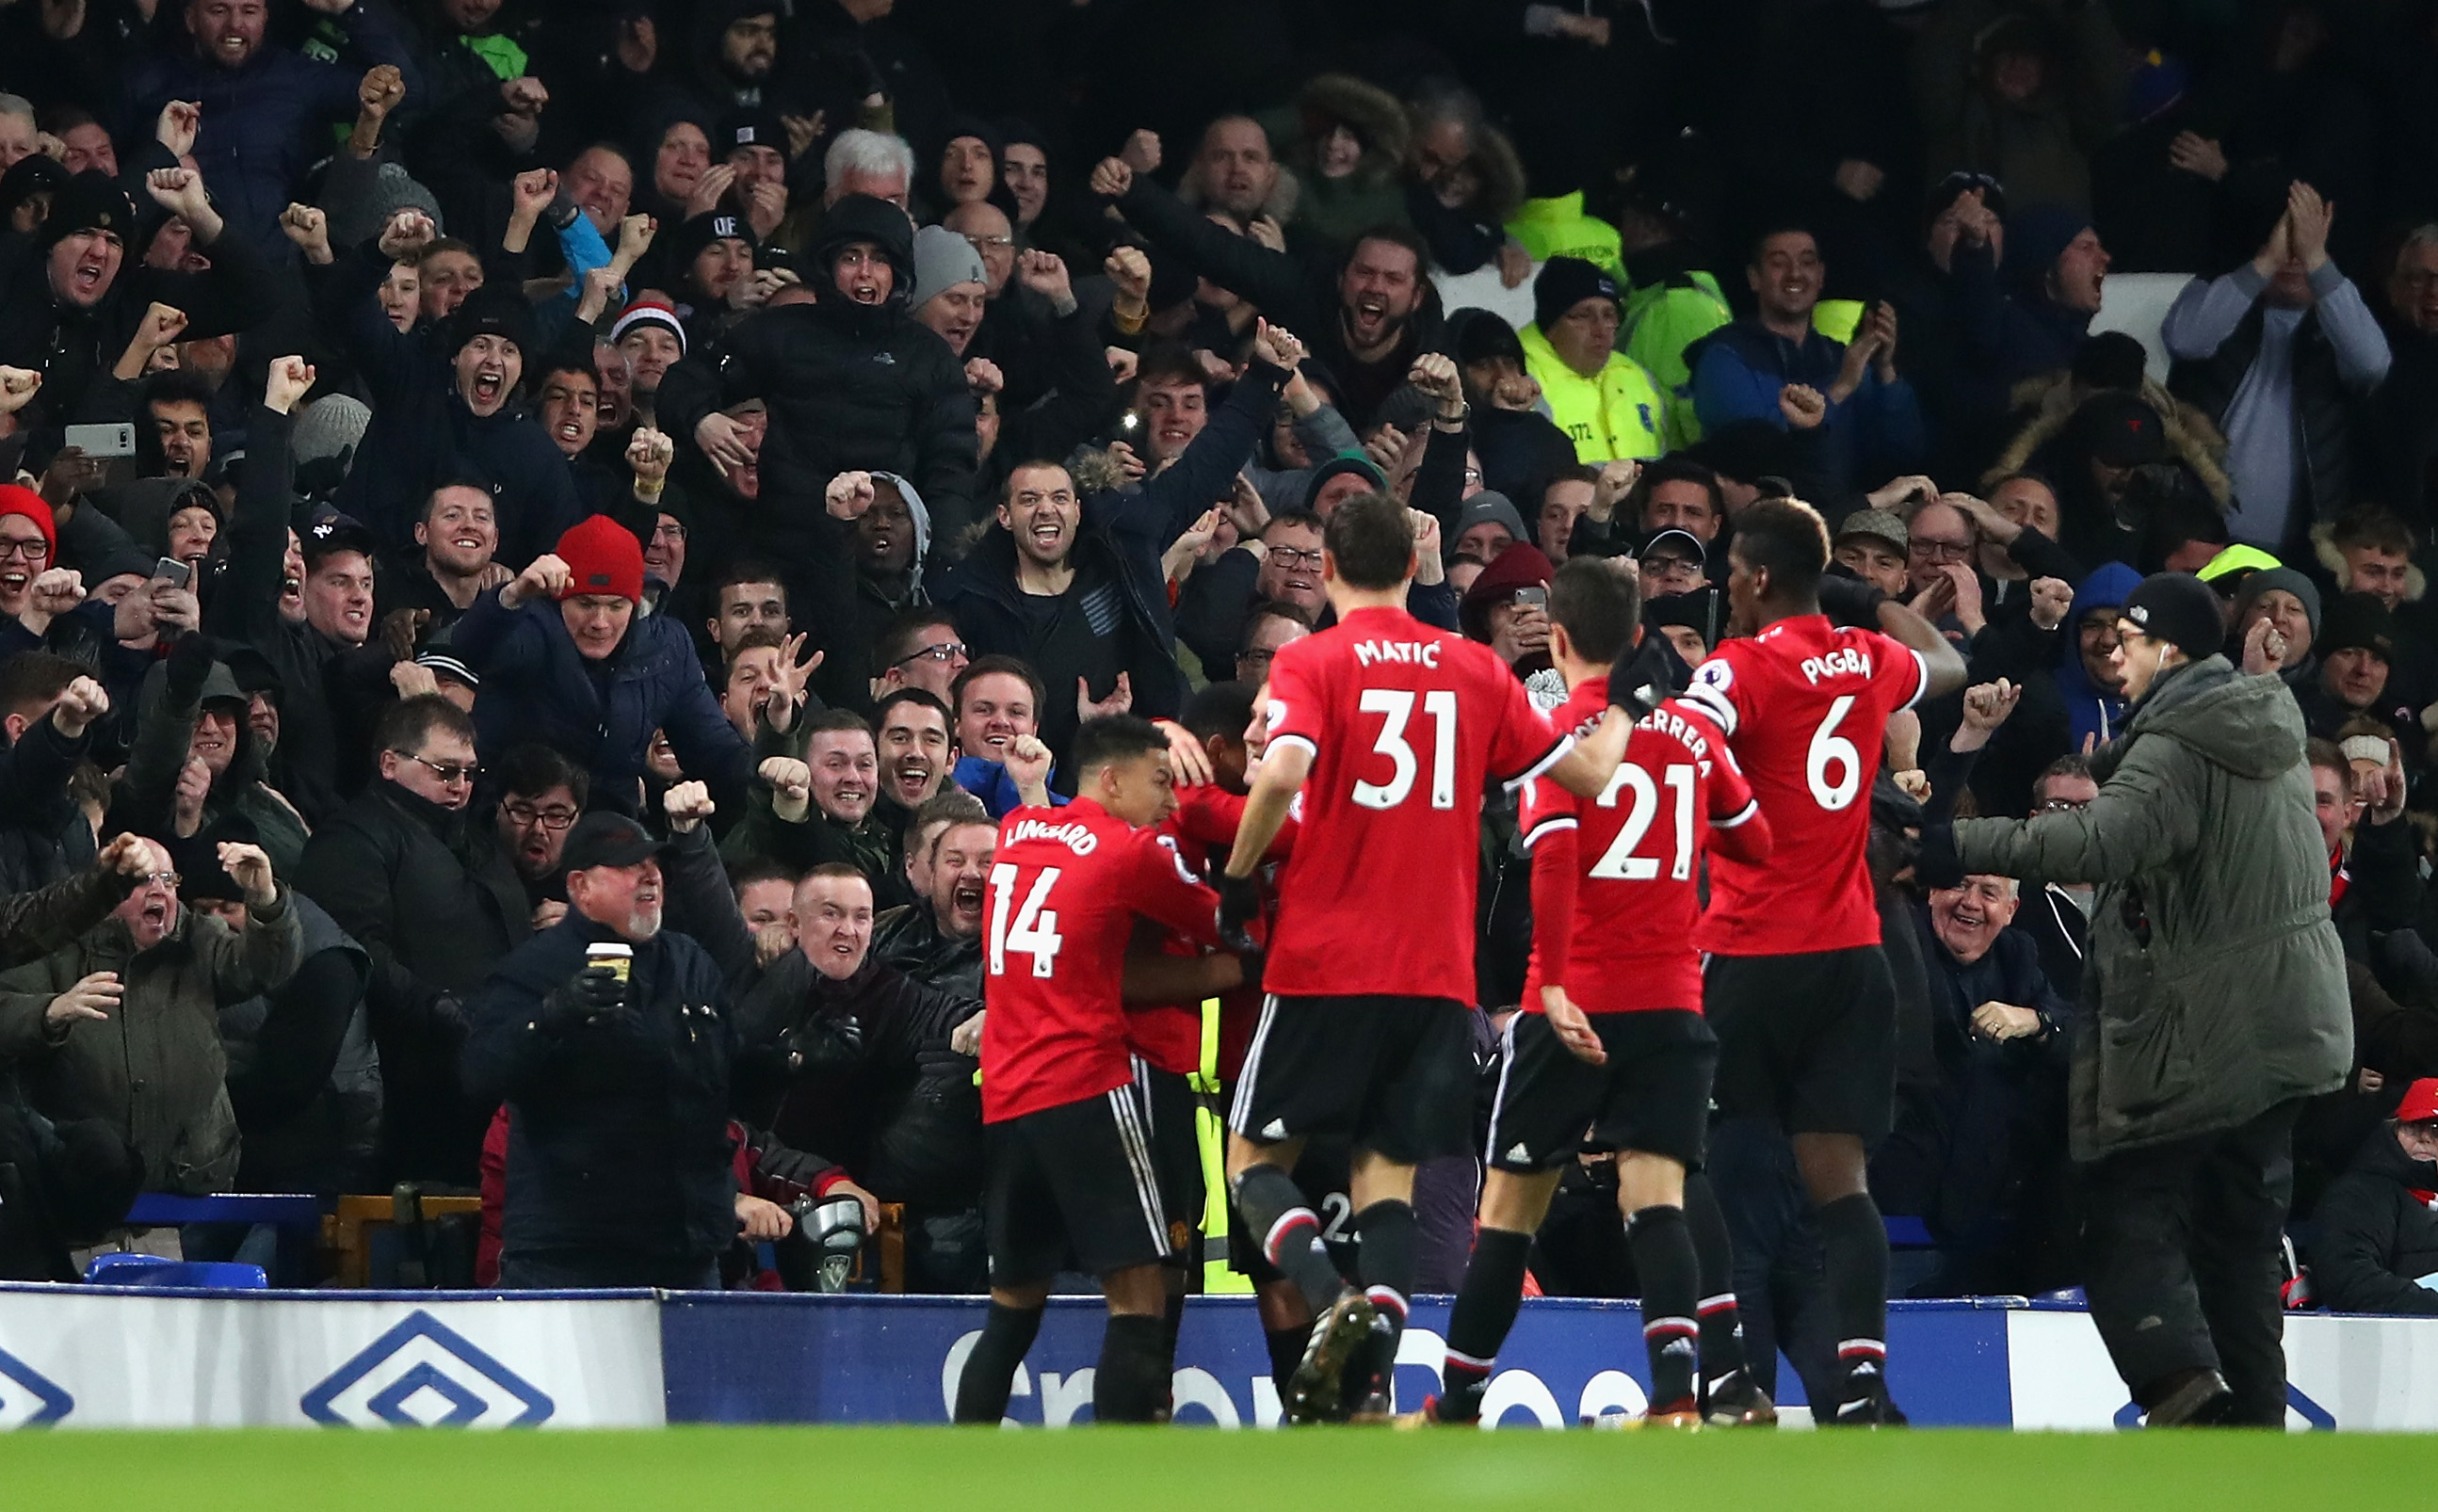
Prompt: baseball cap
<box><xmin>560</xmin><ymin>812</ymin><xmax>668</xmax><ymax>874</ymax></box>
<box><xmin>302</xmin><ymin>507</ymin><xmax>379</xmax><ymax>567</ymax></box>
<box><xmin>1639</xmin><ymin>527</ymin><xmax>1706</xmax><ymax>566</ymax></box>
<box><xmin>2397</xmin><ymin>1077</ymin><xmax>2438</xmax><ymax>1125</ymax></box>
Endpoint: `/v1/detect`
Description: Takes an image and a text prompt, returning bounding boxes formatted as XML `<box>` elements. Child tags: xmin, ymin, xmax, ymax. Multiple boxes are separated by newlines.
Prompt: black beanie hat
<box><xmin>2120</xmin><ymin>571</ymin><xmax>2223</xmax><ymax>661</ymax></box>
<box><xmin>1532</xmin><ymin>255</ymin><xmax>1620</xmax><ymax>333</ymax></box>
<box><xmin>39</xmin><ymin>169</ymin><xmax>137</xmax><ymax>249</ymax></box>
<box><xmin>2316</xmin><ymin>591</ymin><xmax>2398</xmax><ymax>660</ymax></box>
<box><xmin>448</xmin><ymin>283</ymin><xmax>536</xmax><ymax>361</ymax></box>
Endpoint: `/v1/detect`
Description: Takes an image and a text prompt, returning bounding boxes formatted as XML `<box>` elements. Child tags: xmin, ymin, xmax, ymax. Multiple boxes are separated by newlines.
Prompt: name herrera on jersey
<box><xmin>1006</xmin><ymin>818</ymin><xmax>1099</xmax><ymax>855</ymax></box>
<box><xmin>1800</xmin><ymin>647</ymin><xmax>1873</xmax><ymax>684</ymax></box>
<box><xmin>1353</xmin><ymin>638</ymin><xmax>1443</xmax><ymax>668</ymax></box>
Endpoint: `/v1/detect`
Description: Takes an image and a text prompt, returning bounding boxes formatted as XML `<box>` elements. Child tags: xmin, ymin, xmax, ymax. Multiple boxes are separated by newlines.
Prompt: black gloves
<box><xmin>539</xmin><ymin>964</ymin><xmax>630</xmax><ymax>1033</ymax></box>
<box><xmin>1609</xmin><ymin>635</ymin><xmax>1686</xmax><ymax>720</ymax></box>
<box><xmin>1816</xmin><ymin>574</ymin><xmax>1887</xmax><ymax>631</ymax></box>
<box><xmin>165</xmin><ymin>633</ymin><xmax>218</xmax><ymax>706</ymax></box>
<box><xmin>1913</xmin><ymin>821</ymin><xmax>1964</xmax><ymax>892</ymax></box>
<box><xmin>1217</xmin><ymin>872</ymin><xmax>1261</xmax><ymax>954</ymax></box>
<box><xmin>785</xmin><ymin>1012</ymin><xmax>865</xmax><ymax>1074</ymax></box>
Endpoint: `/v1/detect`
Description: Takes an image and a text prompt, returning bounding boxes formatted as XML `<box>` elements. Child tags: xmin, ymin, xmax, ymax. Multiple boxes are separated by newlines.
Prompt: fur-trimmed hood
<box><xmin>2314</xmin><ymin>521</ymin><xmax>2427</xmax><ymax>604</ymax></box>
<box><xmin>1291</xmin><ymin>73</ymin><xmax>1412</xmax><ymax>188</ymax></box>
<box><xmin>1985</xmin><ymin>370</ymin><xmax>2235</xmax><ymax>508</ymax></box>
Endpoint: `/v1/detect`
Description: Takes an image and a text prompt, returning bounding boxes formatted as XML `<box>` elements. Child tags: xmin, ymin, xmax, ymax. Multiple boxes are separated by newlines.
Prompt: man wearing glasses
<box><xmin>492</xmin><ymin>745</ymin><xmax>590</xmax><ymax>929</ymax></box>
<box><xmin>297</xmin><ymin>696</ymin><xmax>534</xmax><ymax>1186</ymax></box>
<box><xmin>1904</xmin><ymin>495</ymin><xmax>1985</xmax><ymax>646</ymax></box>
<box><xmin>872</xmin><ymin>609</ymin><xmax>969</xmax><ymax>705</ymax></box>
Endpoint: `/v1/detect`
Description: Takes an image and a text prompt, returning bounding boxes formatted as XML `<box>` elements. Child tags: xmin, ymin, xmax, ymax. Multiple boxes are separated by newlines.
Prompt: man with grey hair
<box><xmin>0</xmin><ymin>94</ymin><xmax>40</xmax><ymax>172</ymax></box>
<box><xmin>1873</xmin><ymin>871</ymin><xmax>2072</xmax><ymax>1296</ymax></box>
<box><xmin>824</xmin><ymin>128</ymin><xmax>913</xmax><ymax>210</ymax></box>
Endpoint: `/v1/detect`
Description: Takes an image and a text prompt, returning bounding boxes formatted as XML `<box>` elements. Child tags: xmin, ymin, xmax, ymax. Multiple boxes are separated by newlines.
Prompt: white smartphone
<box><xmin>63</xmin><ymin>422</ymin><xmax>136</xmax><ymax>458</ymax></box>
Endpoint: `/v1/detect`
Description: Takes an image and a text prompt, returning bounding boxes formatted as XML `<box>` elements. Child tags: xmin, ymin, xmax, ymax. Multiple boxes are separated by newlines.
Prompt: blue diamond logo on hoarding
<box><xmin>2110</xmin><ymin>1382</ymin><xmax>2334</xmax><ymax>1431</ymax></box>
<box><xmin>0</xmin><ymin>1347</ymin><xmax>72</xmax><ymax>1428</ymax></box>
<box><xmin>301</xmin><ymin>1311</ymin><xmax>554</xmax><ymax>1428</ymax></box>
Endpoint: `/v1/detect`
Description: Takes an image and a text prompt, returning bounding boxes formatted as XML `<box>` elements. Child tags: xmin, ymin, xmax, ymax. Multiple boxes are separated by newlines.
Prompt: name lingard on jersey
<box><xmin>1800</xmin><ymin>647</ymin><xmax>1873</xmax><ymax>684</ymax></box>
<box><xmin>1353</xmin><ymin>638</ymin><xmax>1443</xmax><ymax>668</ymax></box>
<box><xmin>1006</xmin><ymin>817</ymin><xmax>1100</xmax><ymax>855</ymax></box>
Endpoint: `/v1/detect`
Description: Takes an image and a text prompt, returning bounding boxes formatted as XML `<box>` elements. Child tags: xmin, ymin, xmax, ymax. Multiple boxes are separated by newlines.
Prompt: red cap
<box><xmin>0</xmin><ymin>484</ymin><xmax>57</xmax><ymax>558</ymax></box>
<box><xmin>2398</xmin><ymin>1078</ymin><xmax>2438</xmax><ymax>1125</ymax></box>
<box><xmin>554</xmin><ymin>513</ymin><xmax>643</xmax><ymax>603</ymax></box>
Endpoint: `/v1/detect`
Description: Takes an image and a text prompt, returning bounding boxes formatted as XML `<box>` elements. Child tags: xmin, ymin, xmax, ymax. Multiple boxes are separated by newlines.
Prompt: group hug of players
<box><xmin>949</xmin><ymin>490</ymin><xmax>1967</xmax><ymax>1429</ymax></box>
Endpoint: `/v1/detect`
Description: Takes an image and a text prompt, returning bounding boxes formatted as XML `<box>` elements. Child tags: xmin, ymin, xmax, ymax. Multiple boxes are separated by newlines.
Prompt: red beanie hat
<box><xmin>0</xmin><ymin>485</ymin><xmax>57</xmax><ymax>558</ymax></box>
<box><xmin>554</xmin><ymin>513</ymin><xmax>643</xmax><ymax>603</ymax></box>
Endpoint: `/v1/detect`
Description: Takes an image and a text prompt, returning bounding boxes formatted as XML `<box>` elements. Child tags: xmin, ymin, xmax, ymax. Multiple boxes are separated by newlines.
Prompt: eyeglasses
<box><xmin>503</xmin><ymin>801</ymin><xmax>578</xmax><ymax>829</ymax></box>
<box><xmin>962</xmin><ymin>233</ymin><xmax>1014</xmax><ymax>250</ymax></box>
<box><xmin>2036</xmin><ymin>796</ymin><xmax>2091</xmax><ymax>813</ymax></box>
<box><xmin>652</xmin><ymin>521</ymin><xmax>688</xmax><ymax>541</ymax></box>
<box><xmin>892</xmin><ymin>641</ymin><xmax>970</xmax><ymax>669</ymax></box>
<box><xmin>139</xmin><ymin>871</ymin><xmax>182</xmax><ymax>891</ymax></box>
<box><xmin>1462</xmin><ymin>468</ymin><xmax>1484</xmax><ymax>485</ymax></box>
<box><xmin>1908</xmin><ymin>538</ymin><xmax>1972</xmax><ymax>562</ymax></box>
<box><xmin>1267</xmin><ymin>545</ymin><xmax>1324</xmax><ymax>571</ymax></box>
<box><xmin>0</xmin><ymin>537</ymin><xmax>51</xmax><ymax>562</ymax></box>
<box><xmin>399</xmin><ymin>751</ymin><xmax>478</xmax><ymax>784</ymax></box>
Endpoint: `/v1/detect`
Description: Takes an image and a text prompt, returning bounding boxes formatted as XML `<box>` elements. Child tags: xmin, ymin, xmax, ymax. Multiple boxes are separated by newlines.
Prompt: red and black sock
<box><xmin>1685</xmin><ymin>1172</ymin><xmax>1750</xmax><ymax>1381</ymax></box>
<box><xmin>1625</xmin><ymin>1203</ymin><xmax>1700</xmax><ymax>1407</ymax></box>
<box><xmin>1816</xmin><ymin>1192</ymin><xmax>1891</xmax><ymax>1399</ymax></box>
<box><xmin>1234</xmin><ymin>1165</ymin><xmax>1348</xmax><ymax>1314</ymax></box>
<box><xmin>1439</xmin><ymin>1226</ymin><xmax>1532</xmax><ymax>1422</ymax></box>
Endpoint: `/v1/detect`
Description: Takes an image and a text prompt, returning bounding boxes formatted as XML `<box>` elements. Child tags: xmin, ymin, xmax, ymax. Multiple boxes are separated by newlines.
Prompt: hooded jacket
<box><xmin>1685</xmin><ymin>319</ymin><xmax>1927</xmax><ymax>491</ymax></box>
<box><xmin>0</xmin><ymin>886</ymin><xmax>304</xmax><ymax>1194</ymax></box>
<box><xmin>2309</xmin><ymin>1123</ymin><xmax>2438</xmax><ymax>1314</ymax></box>
<box><xmin>654</xmin><ymin>195</ymin><xmax>978</xmax><ymax>592</ymax></box>
<box><xmin>1953</xmin><ymin>656</ymin><xmax>2351</xmax><ymax>1159</ymax></box>
<box><xmin>115</xmin><ymin>658</ymin><xmax>311</xmax><ymax>877</ymax></box>
<box><xmin>2053</xmin><ymin>562</ymin><xmax>2141</xmax><ymax>750</ymax></box>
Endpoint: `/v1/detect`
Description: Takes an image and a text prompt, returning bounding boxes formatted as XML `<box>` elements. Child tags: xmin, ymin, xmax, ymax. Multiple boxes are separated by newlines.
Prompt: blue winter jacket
<box><xmin>1687</xmin><ymin>319</ymin><xmax>1928</xmax><ymax>490</ymax></box>
<box><xmin>449</xmin><ymin>592</ymin><xmax>753</xmax><ymax>815</ymax></box>
<box><xmin>2052</xmin><ymin>562</ymin><xmax>2142</xmax><ymax>751</ymax></box>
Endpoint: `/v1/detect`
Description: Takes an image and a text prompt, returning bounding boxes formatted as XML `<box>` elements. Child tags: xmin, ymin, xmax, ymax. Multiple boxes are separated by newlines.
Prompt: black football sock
<box><xmin>1092</xmin><ymin>1312</ymin><xmax>1172</xmax><ymax>1424</ymax></box>
<box><xmin>952</xmin><ymin>1300</ymin><xmax>1043</xmax><ymax>1424</ymax></box>
<box><xmin>1353</xmin><ymin>1199</ymin><xmax>1418</xmax><ymax>1407</ymax></box>
<box><xmin>1265</xmin><ymin>1326</ymin><xmax>1310</xmax><ymax>1394</ymax></box>
<box><xmin>1684</xmin><ymin>1172</ymin><xmax>1750</xmax><ymax>1381</ymax></box>
<box><xmin>1816</xmin><ymin>1192</ymin><xmax>1891</xmax><ymax>1396</ymax></box>
<box><xmin>1233</xmin><ymin>1165</ymin><xmax>1347</xmax><ymax>1314</ymax></box>
<box><xmin>1625</xmin><ymin>1204</ymin><xmax>1701</xmax><ymax>1407</ymax></box>
<box><xmin>1439</xmin><ymin>1227</ymin><xmax>1533</xmax><ymax>1422</ymax></box>
<box><xmin>1162</xmin><ymin>1282</ymin><xmax>1187</xmax><ymax>1363</ymax></box>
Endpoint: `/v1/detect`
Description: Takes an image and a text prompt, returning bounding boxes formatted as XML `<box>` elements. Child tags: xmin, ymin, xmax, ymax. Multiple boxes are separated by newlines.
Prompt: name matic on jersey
<box><xmin>1800</xmin><ymin>648</ymin><xmax>1874</xmax><ymax>684</ymax></box>
<box><xmin>1353</xmin><ymin>639</ymin><xmax>1443</xmax><ymax>668</ymax></box>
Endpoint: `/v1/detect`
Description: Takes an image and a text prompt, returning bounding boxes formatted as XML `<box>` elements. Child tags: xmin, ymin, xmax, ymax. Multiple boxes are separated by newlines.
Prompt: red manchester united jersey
<box><xmin>1682</xmin><ymin>614</ymin><xmax>1926</xmax><ymax>956</ymax></box>
<box><xmin>980</xmin><ymin>797</ymin><xmax>1220</xmax><ymax>1122</ymax></box>
<box><xmin>1520</xmin><ymin>677</ymin><xmax>1768</xmax><ymax>1013</ymax></box>
<box><xmin>1127</xmin><ymin>785</ymin><xmax>1300</xmax><ymax>1078</ymax></box>
<box><xmin>1262</xmin><ymin>604</ymin><xmax>1569</xmax><ymax>1002</ymax></box>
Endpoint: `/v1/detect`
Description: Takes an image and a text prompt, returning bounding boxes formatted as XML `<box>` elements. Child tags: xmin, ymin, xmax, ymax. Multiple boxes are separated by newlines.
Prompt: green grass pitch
<box><xmin>0</xmin><ymin>1426</ymin><xmax>2424</xmax><ymax>1510</ymax></box>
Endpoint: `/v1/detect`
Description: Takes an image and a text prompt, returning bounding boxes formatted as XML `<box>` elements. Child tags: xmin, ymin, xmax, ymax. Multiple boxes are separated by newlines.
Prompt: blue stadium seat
<box><xmin>83</xmin><ymin>1252</ymin><xmax>268</xmax><ymax>1289</ymax></box>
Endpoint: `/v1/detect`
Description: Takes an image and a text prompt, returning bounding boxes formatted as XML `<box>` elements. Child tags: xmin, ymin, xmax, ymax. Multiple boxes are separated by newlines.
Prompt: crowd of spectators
<box><xmin>0</xmin><ymin>0</ymin><xmax>2435</xmax><ymax>1311</ymax></box>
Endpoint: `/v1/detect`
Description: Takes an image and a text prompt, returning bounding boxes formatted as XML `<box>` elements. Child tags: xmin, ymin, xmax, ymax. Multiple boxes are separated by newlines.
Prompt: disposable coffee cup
<box><xmin>587</xmin><ymin>941</ymin><xmax>634</xmax><ymax>983</ymax></box>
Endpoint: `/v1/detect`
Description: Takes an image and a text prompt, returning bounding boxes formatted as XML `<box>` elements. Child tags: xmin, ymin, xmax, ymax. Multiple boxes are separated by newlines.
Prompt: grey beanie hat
<box><xmin>329</xmin><ymin>161</ymin><xmax>445</xmax><ymax>249</ymax></box>
<box><xmin>910</xmin><ymin>223</ymin><xmax>986</xmax><ymax>312</ymax></box>
<box><xmin>290</xmin><ymin>394</ymin><xmax>372</xmax><ymax>471</ymax></box>
<box><xmin>1454</xmin><ymin>491</ymin><xmax>1531</xmax><ymax>548</ymax></box>
<box><xmin>2230</xmin><ymin>565</ymin><xmax>2323</xmax><ymax>641</ymax></box>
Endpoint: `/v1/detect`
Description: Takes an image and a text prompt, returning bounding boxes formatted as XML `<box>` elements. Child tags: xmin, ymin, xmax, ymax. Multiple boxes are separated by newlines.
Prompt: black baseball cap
<box><xmin>1640</xmin><ymin>527</ymin><xmax>1706</xmax><ymax>566</ymax></box>
<box><xmin>560</xmin><ymin>812</ymin><xmax>669</xmax><ymax>874</ymax></box>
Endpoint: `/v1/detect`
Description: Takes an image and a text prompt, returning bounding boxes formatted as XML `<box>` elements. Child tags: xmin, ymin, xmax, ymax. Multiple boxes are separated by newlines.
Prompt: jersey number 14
<box><xmin>987</xmin><ymin>863</ymin><xmax>1064</xmax><ymax>977</ymax></box>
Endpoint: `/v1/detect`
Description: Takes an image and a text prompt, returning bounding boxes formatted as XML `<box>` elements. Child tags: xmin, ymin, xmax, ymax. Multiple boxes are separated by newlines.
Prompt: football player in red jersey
<box><xmin>1676</xmin><ymin>499</ymin><xmax>1966</xmax><ymax>1425</ymax></box>
<box><xmin>1216</xmin><ymin>492</ymin><xmax>1644</xmax><ymax>1423</ymax></box>
<box><xmin>951</xmin><ymin>720</ymin><xmax>1258</xmax><ymax>1425</ymax></box>
<box><xmin>1413</xmin><ymin>557</ymin><xmax>1782</xmax><ymax>1429</ymax></box>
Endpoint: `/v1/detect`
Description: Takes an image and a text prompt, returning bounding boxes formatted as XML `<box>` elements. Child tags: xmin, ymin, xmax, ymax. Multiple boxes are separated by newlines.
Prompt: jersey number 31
<box><xmin>1352</xmin><ymin>688</ymin><xmax>1457</xmax><ymax>811</ymax></box>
